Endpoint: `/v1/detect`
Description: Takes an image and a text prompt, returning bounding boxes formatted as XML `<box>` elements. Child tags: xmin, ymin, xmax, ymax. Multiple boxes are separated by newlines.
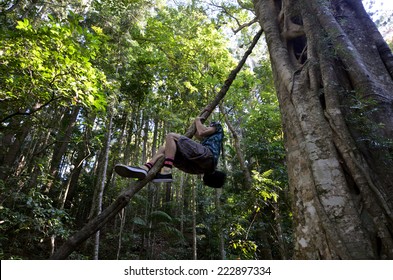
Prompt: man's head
<box><xmin>203</xmin><ymin>170</ymin><xmax>226</xmax><ymax>188</ymax></box>
<box><xmin>209</xmin><ymin>121</ymin><xmax>220</xmax><ymax>127</ymax></box>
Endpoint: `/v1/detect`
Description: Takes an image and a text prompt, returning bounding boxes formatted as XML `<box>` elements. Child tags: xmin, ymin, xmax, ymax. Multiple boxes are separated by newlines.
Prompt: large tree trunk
<box><xmin>253</xmin><ymin>0</ymin><xmax>393</xmax><ymax>259</ymax></box>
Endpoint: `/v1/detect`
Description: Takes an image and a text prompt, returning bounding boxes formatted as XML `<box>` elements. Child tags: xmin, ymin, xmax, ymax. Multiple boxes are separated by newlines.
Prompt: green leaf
<box><xmin>149</xmin><ymin>211</ymin><xmax>172</xmax><ymax>223</ymax></box>
<box><xmin>16</xmin><ymin>19</ymin><xmax>30</xmax><ymax>31</ymax></box>
<box><xmin>133</xmin><ymin>217</ymin><xmax>146</xmax><ymax>226</ymax></box>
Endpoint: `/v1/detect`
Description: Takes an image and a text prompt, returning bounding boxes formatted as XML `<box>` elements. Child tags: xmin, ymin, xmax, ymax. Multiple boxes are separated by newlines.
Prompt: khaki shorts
<box><xmin>174</xmin><ymin>136</ymin><xmax>214</xmax><ymax>174</ymax></box>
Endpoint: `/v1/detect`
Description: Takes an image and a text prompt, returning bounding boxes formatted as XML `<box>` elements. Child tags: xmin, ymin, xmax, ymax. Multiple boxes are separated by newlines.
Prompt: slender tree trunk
<box><xmin>0</xmin><ymin>120</ymin><xmax>30</xmax><ymax>181</ymax></box>
<box><xmin>116</xmin><ymin>208</ymin><xmax>126</xmax><ymax>260</ymax></box>
<box><xmin>145</xmin><ymin>117</ymin><xmax>160</xmax><ymax>259</ymax></box>
<box><xmin>61</xmin><ymin>149</ymin><xmax>86</xmax><ymax>209</ymax></box>
<box><xmin>220</xmin><ymin>103</ymin><xmax>253</xmax><ymax>189</ymax></box>
<box><xmin>123</xmin><ymin>112</ymin><xmax>135</xmax><ymax>165</ymax></box>
<box><xmin>133</xmin><ymin>111</ymin><xmax>144</xmax><ymax>163</ymax></box>
<box><xmin>254</xmin><ymin>0</ymin><xmax>393</xmax><ymax>259</ymax></box>
<box><xmin>46</xmin><ymin>106</ymin><xmax>80</xmax><ymax>194</ymax></box>
<box><xmin>215</xmin><ymin>188</ymin><xmax>226</xmax><ymax>260</ymax></box>
<box><xmin>90</xmin><ymin>112</ymin><xmax>113</xmax><ymax>260</ymax></box>
<box><xmin>179</xmin><ymin>173</ymin><xmax>186</xmax><ymax>235</ymax></box>
<box><xmin>192</xmin><ymin>181</ymin><xmax>197</xmax><ymax>260</ymax></box>
<box><xmin>145</xmin><ymin>182</ymin><xmax>155</xmax><ymax>259</ymax></box>
<box><xmin>165</xmin><ymin>183</ymin><xmax>172</xmax><ymax>212</ymax></box>
<box><xmin>141</xmin><ymin>116</ymin><xmax>149</xmax><ymax>164</ymax></box>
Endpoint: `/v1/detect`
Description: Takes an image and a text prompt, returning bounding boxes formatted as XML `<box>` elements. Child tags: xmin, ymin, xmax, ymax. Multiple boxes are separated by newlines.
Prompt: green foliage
<box><xmin>150</xmin><ymin>210</ymin><xmax>173</xmax><ymax>223</ymax></box>
<box><xmin>252</xmin><ymin>169</ymin><xmax>280</xmax><ymax>202</ymax></box>
<box><xmin>344</xmin><ymin>91</ymin><xmax>393</xmax><ymax>165</ymax></box>
<box><xmin>0</xmin><ymin>188</ymin><xmax>72</xmax><ymax>259</ymax></box>
<box><xmin>140</xmin><ymin>5</ymin><xmax>235</xmax><ymax>119</ymax></box>
<box><xmin>0</xmin><ymin>14</ymin><xmax>108</xmax><ymax>122</ymax></box>
<box><xmin>230</xmin><ymin>239</ymin><xmax>258</xmax><ymax>259</ymax></box>
<box><xmin>346</xmin><ymin>92</ymin><xmax>379</xmax><ymax>132</ymax></box>
<box><xmin>222</xmin><ymin>167</ymin><xmax>288</xmax><ymax>259</ymax></box>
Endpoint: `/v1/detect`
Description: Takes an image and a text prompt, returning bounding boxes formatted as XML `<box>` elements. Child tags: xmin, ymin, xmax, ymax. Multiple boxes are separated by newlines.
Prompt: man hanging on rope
<box><xmin>115</xmin><ymin>116</ymin><xmax>226</xmax><ymax>188</ymax></box>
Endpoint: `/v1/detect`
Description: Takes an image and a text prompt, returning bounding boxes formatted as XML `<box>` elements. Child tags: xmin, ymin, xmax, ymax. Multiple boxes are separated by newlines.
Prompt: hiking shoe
<box><xmin>152</xmin><ymin>173</ymin><xmax>173</xmax><ymax>183</ymax></box>
<box><xmin>114</xmin><ymin>164</ymin><xmax>147</xmax><ymax>179</ymax></box>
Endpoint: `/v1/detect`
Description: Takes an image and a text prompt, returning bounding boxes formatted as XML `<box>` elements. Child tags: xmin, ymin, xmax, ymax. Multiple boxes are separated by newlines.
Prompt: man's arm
<box><xmin>194</xmin><ymin>117</ymin><xmax>216</xmax><ymax>138</ymax></box>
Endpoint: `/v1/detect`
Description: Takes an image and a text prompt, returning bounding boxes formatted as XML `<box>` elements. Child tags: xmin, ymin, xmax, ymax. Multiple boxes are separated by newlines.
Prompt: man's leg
<box><xmin>160</xmin><ymin>133</ymin><xmax>179</xmax><ymax>174</ymax></box>
<box><xmin>141</xmin><ymin>146</ymin><xmax>165</xmax><ymax>171</ymax></box>
<box><xmin>142</xmin><ymin>133</ymin><xmax>179</xmax><ymax>170</ymax></box>
<box><xmin>115</xmin><ymin>133</ymin><xmax>179</xmax><ymax>180</ymax></box>
<box><xmin>114</xmin><ymin>145</ymin><xmax>165</xmax><ymax>179</ymax></box>
<box><xmin>150</xmin><ymin>133</ymin><xmax>180</xmax><ymax>182</ymax></box>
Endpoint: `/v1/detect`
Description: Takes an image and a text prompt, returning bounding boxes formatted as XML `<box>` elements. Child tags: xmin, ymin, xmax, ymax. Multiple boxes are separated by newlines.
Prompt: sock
<box><xmin>143</xmin><ymin>162</ymin><xmax>153</xmax><ymax>171</ymax></box>
<box><xmin>162</xmin><ymin>157</ymin><xmax>174</xmax><ymax>174</ymax></box>
<box><xmin>164</xmin><ymin>157</ymin><xmax>174</xmax><ymax>168</ymax></box>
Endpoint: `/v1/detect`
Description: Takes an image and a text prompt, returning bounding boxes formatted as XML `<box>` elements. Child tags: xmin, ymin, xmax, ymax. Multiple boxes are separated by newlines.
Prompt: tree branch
<box><xmin>232</xmin><ymin>17</ymin><xmax>258</xmax><ymax>34</ymax></box>
<box><xmin>49</xmin><ymin>156</ymin><xmax>165</xmax><ymax>259</ymax></box>
<box><xmin>208</xmin><ymin>1</ymin><xmax>257</xmax><ymax>33</ymax></box>
<box><xmin>185</xmin><ymin>29</ymin><xmax>263</xmax><ymax>137</ymax></box>
<box><xmin>0</xmin><ymin>0</ymin><xmax>21</xmax><ymax>14</ymax></box>
<box><xmin>1</xmin><ymin>93</ymin><xmax>61</xmax><ymax>124</ymax></box>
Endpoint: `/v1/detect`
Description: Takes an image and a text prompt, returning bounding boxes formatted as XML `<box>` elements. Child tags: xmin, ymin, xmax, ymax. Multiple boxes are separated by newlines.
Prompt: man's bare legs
<box><xmin>115</xmin><ymin>133</ymin><xmax>180</xmax><ymax>180</ymax></box>
<box><xmin>142</xmin><ymin>133</ymin><xmax>180</xmax><ymax>174</ymax></box>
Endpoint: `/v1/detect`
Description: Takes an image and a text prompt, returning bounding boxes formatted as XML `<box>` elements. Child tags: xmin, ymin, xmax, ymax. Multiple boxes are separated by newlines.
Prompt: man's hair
<box><xmin>203</xmin><ymin>170</ymin><xmax>226</xmax><ymax>188</ymax></box>
<box><xmin>209</xmin><ymin>121</ymin><xmax>220</xmax><ymax>127</ymax></box>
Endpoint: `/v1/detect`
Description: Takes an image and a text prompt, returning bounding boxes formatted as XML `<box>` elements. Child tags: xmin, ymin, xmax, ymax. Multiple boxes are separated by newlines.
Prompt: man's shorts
<box><xmin>174</xmin><ymin>136</ymin><xmax>214</xmax><ymax>174</ymax></box>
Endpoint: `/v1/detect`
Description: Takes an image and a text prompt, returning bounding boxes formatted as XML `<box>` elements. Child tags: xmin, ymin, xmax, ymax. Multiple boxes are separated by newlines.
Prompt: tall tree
<box><xmin>89</xmin><ymin>110</ymin><xmax>113</xmax><ymax>260</ymax></box>
<box><xmin>220</xmin><ymin>103</ymin><xmax>253</xmax><ymax>190</ymax></box>
<box><xmin>253</xmin><ymin>0</ymin><xmax>393</xmax><ymax>259</ymax></box>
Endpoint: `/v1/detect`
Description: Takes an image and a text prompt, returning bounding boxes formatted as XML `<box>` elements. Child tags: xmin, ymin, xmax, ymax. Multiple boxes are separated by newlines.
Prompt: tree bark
<box><xmin>0</xmin><ymin>120</ymin><xmax>30</xmax><ymax>182</ymax></box>
<box><xmin>116</xmin><ymin>208</ymin><xmax>126</xmax><ymax>260</ymax></box>
<box><xmin>46</xmin><ymin>107</ymin><xmax>80</xmax><ymax>194</ymax></box>
<box><xmin>61</xmin><ymin>146</ymin><xmax>89</xmax><ymax>209</ymax></box>
<box><xmin>192</xmin><ymin>181</ymin><xmax>197</xmax><ymax>260</ymax></box>
<box><xmin>90</xmin><ymin>112</ymin><xmax>113</xmax><ymax>260</ymax></box>
<box><xmin>215</xmin><ymin>188</ymin><xmax>226</xmax><ymax>260</ymax></box>
<box><xmin>253</xmin><ymin>0</ymin><xmax>393</xmax><ymax>259</ymax></box>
